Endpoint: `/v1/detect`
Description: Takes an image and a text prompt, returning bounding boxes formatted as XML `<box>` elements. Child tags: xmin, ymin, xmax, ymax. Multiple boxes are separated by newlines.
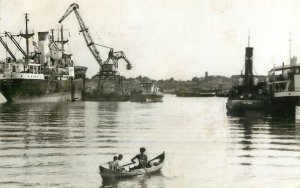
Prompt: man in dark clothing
<box><xmin>130</xmin><ymin>147</ymin><xmax>148</xmax><ymax>170</ymax></box>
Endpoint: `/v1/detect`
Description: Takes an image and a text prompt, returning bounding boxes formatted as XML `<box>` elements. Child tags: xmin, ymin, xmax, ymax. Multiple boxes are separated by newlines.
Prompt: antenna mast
<box><xmin>248</xmin><ymin>29</ymin><xmax>250</xmax><ymax>47</ymax></box>
<box><xmin>289</xmin><ymin>32</ymin><xmax>292</xmax><ymax>64</ymax></box>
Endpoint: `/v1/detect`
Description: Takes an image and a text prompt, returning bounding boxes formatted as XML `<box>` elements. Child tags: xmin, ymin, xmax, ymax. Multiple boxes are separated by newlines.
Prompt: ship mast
<box><xmin>25</xmin><ymin>13</ymin><xmax>29</xmax><ymax>58</ymax></box>
<box><xmin>55</xmin><ymin>25</ymin><xmax>68</xmax><ymax>53</ymax></box>
<box><xmin>51</xmin><ymin>29</ymin><xmax>54</xmax><ymax>40</ymax></box>
<box><xmin>61</xmin><ymin>25</ymin><xmax>64</xmax><ymax>52</ymax></box>
<box><xmin>19</xmin><ymin>13</ymin><xmax>34</xmax><ymax>62</ymax></box>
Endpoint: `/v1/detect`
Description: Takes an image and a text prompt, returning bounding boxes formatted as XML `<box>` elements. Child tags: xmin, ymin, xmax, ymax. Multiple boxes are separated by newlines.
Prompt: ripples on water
<box><xmin>0</xmin><ymin>95</ymin><xmax>300</xmax><ymax>187</ymax></box>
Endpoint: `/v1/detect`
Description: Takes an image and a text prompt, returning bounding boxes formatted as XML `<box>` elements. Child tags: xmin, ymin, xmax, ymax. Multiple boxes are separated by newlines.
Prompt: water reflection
<box><xmin>100</xmin><ymin>172</ymin><xmax>165</xmax><ymax>188</ymax></box>
<box><xmin>0</xmin><ymin>103</ymin><xmax>71</xmax><ymax>144</ymax></box>
<box><xmin>0</xmin><ymin>96</ymin><xmax>300</xmax><ymax>187</ymax></box>
<box><xmin>0</xmin><ymin>102</ymin><xmax>77</xmax><ymax>187</ymax></box>
<box><xmin>228</xmin><ymin>111</ymin><xmax>300</xmax><ymax>180</ymax></box>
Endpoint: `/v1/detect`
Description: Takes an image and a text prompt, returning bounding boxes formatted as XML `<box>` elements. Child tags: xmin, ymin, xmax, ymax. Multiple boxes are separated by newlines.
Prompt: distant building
<box><xmin>205</xmin><ymin>71</ymin><xmax>208</xmax><ymax>78</ymax></box>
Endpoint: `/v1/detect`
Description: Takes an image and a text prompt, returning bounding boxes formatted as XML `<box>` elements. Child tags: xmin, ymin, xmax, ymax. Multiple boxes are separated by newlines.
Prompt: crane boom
<box><xmin>59</xmin><ymin>3</ymin><xmax>103</xmax><ymax>67</ymax></box>
<box><xmin>0</xmin><ymin>36</ymin><xmax>16</xmax><ymax>61</ymax></box>
<box><xmin>5</xmin><ymin>32</ymin><xmax>27</xmax><ymax>58</ymax></box>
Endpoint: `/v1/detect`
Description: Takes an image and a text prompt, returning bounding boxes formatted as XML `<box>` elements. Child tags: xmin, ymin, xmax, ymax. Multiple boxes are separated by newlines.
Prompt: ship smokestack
<box><xmin>245</xmin><ymin>47</ymin><xmax>253</xmax><ymax>89</ymax></box>
<box><xmin>38</xmin><ymin>32</ymin><xmax>50</xmax><ymax>64</ymax></box>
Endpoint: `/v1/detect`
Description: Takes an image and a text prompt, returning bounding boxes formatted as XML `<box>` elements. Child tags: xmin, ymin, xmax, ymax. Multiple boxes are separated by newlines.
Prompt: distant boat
<box><xmin>215</xmin><ymin>90</ymin><xmax>229</xmax><ymax>97</ymax></box>
<box><xmin>226</xmin><ymin>40</ymin><xmax>269</xmax><ymax>114</ymax></box>
<box><xmin>176</xmin><ymin>91</ymin><xmax>215</xmax><ymax>97</ymax></box>
<box><xmin>130</xmin><ymin>82</ymin><xmax>163</xmax><ymax>102</ymax></box>
<box><xmin>99</xmin><ymin>152</ymin><xmax>165</xmax><ymax>180</ymax></box>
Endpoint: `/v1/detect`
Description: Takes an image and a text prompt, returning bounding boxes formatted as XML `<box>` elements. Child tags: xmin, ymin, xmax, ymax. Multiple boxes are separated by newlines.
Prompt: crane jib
<box><xmin>58</xmin><ymin>3</ymin><xmax>132</xmax><ymax>75</ymax></box>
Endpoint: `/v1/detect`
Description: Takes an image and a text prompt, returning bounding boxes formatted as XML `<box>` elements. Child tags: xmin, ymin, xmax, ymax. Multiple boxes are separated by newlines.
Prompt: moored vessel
<box><xmin>226</xmin><ymin>37</ymin><xmax>269</xmax><ymax>114</ymax></box>
<box><xmin>0</xmin><ymin>14</ymin><xmax>87</xmax><ymax>103</ymax></box>
<box><xmin>130</xmin><ymin>82</ymin><xmax>163</xmax><ymax>102</ymax></box>
<box><xmin>267</xmin><ymin>60</ymin><xmax>300</xmax><ymax>115</ymax></box>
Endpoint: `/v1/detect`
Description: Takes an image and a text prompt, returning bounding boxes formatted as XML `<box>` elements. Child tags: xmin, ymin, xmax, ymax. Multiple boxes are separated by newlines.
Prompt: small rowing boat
<box><xmin>99</xmin><ymin>152</ymin><xmax>165</xmax><ymax>180</ymax></box>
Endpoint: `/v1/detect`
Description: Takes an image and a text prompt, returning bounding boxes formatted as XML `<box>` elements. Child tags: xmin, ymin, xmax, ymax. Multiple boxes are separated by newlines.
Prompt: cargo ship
<box><xmin>0</xmin><ymin>14</ymin><xmax>87</xmax><ymax>103</ymax></box>
<box><xmin>226</xmin><ymin>38</ymin><xmax>269</xmax><ymax>114</ymax></box>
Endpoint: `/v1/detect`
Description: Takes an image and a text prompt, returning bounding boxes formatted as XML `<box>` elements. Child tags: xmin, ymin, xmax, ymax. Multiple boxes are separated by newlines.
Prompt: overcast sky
<box><xmin>0</xmin><ymin>0</ymin><xmax>300</xmax><ymax>80</ymax></box>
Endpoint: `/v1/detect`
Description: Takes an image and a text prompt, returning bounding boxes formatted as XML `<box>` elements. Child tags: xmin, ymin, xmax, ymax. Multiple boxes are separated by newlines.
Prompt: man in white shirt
<box><xmin>112</xmin><ymin>154</ymin><xmax>123</xmax><ymax>171</ymax></box>
<box><xmin>108</xmin><ymin>156</ymin><xmax>117</xmax><ymax>170</ymax></box>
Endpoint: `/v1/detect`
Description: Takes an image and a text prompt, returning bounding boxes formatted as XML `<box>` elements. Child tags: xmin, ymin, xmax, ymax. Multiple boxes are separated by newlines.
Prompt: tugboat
<box><xmin>226</xmin><ymin>37</ymin><xmax>269</xmax><ymax>114</ymax></box>
<box><xmin>0</xmin><ymin>14</ymin><xmax>87</xmax><ymax>103</ymax></box>
<box><xmin>130</xmin><ymin>82</ymin><xmax>163</xmax><ymax>102</ymax></box>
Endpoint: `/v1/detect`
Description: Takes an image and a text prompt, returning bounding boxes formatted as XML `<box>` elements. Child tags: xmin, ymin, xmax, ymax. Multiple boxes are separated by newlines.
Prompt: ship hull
<box><xmin>226</xmin><ymin>99</ymin><xmax>267</xmax><ymax>114</ymax></box>
<box><xmin>270</xmin><ymin>96</ymin><xmax>300</xmax><ymax>116</ymax></box>
<box><xmin>176</xmin><ymin>92</ymin><xmax>215</xmax><ymax>97</ymax></box>
<box><xmin>0</xmin><ymin>78</ymin><xmax>84</xmax><ymax>103</ymax></box>
<box><xmin>83</xmin><ymin>93</ymin><xmax>130</xmax><ymax>102</ymax></box>
<box><xmin>130</xmin><ymin>94</ymin><xmax>163</xmax><ymax>102</ymax></box>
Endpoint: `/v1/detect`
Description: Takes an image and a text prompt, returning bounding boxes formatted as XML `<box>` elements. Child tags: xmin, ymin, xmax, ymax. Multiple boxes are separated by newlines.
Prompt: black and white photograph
<box><xmin>0</xmin><ymin>0</ymin><xmax>300</xmax><ymax>187</ymax></box>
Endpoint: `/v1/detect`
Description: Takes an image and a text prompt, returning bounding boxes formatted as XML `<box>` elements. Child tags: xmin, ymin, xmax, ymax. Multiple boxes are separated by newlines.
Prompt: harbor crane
<box><xmin>58</xmin><ymin>3</ymin><xmax>132</xmax><ymax>92</ymax></box>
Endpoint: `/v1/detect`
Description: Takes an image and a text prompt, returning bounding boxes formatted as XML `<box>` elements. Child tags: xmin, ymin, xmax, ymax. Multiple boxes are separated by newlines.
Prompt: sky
<box><xmin>0</xmin><ymin>0</ymin><xmax>300</xmax><ymax>80</ymax></box>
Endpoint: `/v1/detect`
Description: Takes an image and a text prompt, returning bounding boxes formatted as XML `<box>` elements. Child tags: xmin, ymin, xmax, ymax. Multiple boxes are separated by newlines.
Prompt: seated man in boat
<box><xmin>130</xmin><ymin>147</ymin><xmax>148</xmax><ymax>170</ymax></box>
<box><xmin>112</xmin><ymin>154</ymin><xmax>124</xmax><ymax>172</ymax></box>
<box><xmin>108</xmin><ymin>156</ymin><xmax>117</xmax><ymax>170</ymax></box>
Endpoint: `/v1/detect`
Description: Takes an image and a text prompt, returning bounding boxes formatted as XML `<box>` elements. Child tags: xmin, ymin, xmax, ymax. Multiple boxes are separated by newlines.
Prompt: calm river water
<box><xmin>0</xmin><ymin>95</ymin><xmax>300</xmax><ymax>188</ymax></box>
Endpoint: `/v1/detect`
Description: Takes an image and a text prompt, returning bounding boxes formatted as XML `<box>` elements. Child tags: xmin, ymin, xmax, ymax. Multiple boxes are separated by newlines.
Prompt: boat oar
<box><xmin>121</xmin><ymin>162</ymin><xmax>135</xmax><ymax>167</ymax></box>
<box><xmin>141</xmin><ymin>163</ymin><xmax>151</xmax><ymax>178</ymax></box>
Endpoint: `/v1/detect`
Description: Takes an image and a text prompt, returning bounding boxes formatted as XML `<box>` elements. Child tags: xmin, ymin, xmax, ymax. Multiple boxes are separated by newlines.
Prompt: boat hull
<box><xmin>226</xmin><ymin>99</ymin><xmax>266</xmax><ymax>113</ymax></box>
<box><xmin>0</xmin><ymin>78</ymin><xmax>84</xmax><ymax>103</ymax></box>
<box><xmin>176</xmin><ymin>92</ymin><xmax>215</xmax><ymax>97</ymax></box>
<box><xmin>130</xmin><ymin>94</ymin><xmax>163</xmax><ymax>102</ymax></box>
<box><xmin>83</xmin><ymin>93</ymin><xmax>130</xmax><ymax>102</ymax></box>
<box><xmin>99</xmin><ymin>152</ymin><xmax>165</xmax><ymax>180</ymax></box>
<box><xmin>270</xmin><ymin>95</ymin><xmax>300</xmax><ymax>116</ymax></box>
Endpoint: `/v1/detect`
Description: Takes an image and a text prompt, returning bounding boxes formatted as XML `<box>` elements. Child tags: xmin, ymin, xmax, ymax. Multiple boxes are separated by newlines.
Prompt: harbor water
<box><xmin>0</xmin><ymin>95</ymin><xmax>300</xmax><ymax>187</ymax></box>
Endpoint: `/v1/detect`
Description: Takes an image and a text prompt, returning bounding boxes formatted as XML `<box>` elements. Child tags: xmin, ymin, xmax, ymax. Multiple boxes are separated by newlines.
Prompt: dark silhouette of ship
<box><xmin>226</xmin><ymin>37</ymin><xmax>269</xmax><ymax>114</ymax></box>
